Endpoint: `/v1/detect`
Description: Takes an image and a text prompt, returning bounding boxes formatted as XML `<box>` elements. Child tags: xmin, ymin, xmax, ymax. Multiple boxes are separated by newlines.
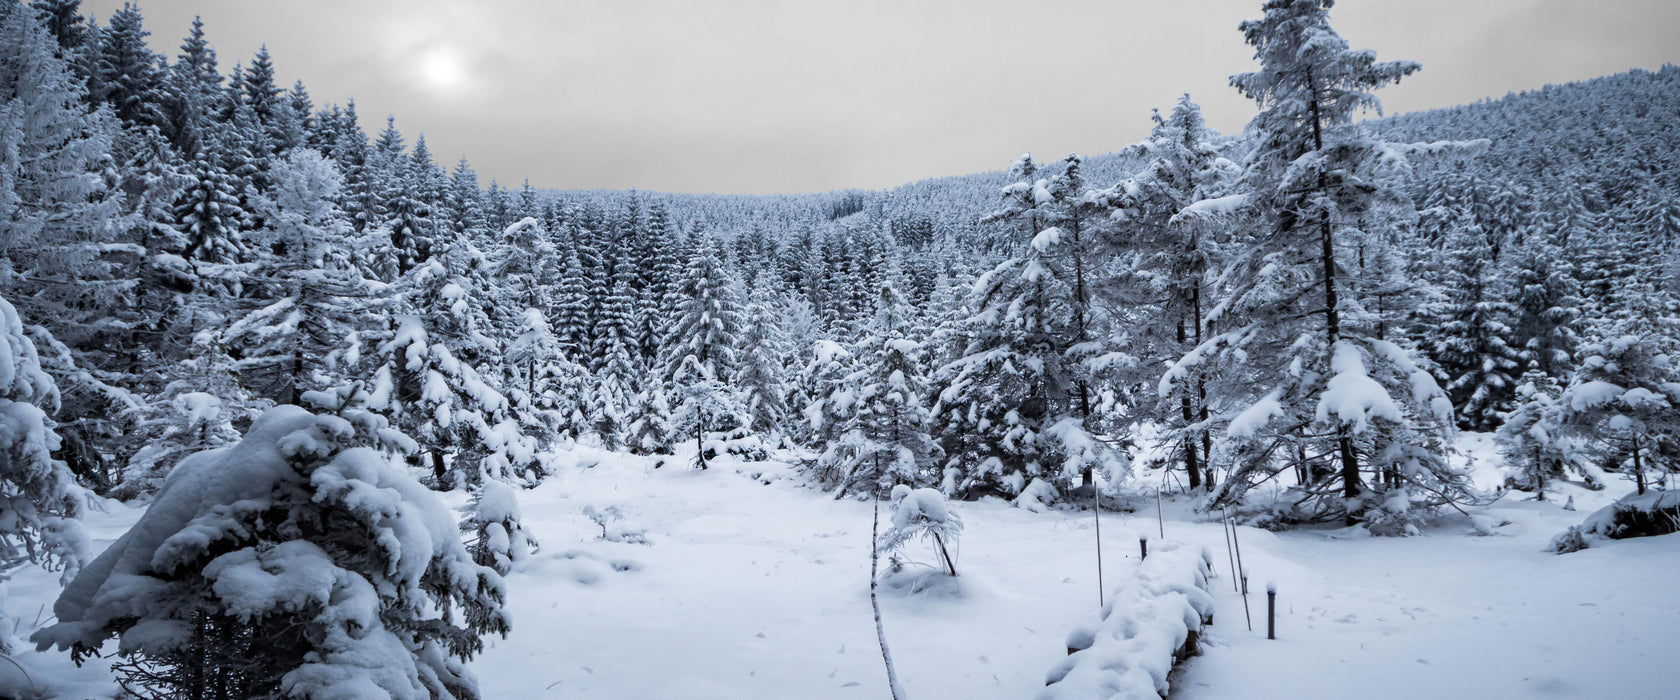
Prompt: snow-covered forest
<box><xmin>0</xmin><ymin>0</ymin><xmax>1676</xmax><ymax>698</ymax></box>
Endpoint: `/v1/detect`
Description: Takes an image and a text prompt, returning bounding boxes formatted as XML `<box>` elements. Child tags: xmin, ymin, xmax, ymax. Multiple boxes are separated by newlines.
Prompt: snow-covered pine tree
<box><xmin>34</xmin><ymin>399</ymin><xmax>509</xmax><ymax>700</ymax></box>
<box><xmin>623</xmin><ymin>380</ymin><xmax>675</xmax><ymax>456</ymax></box>
<box><xmin>460</xmin><ymin>479</ymin><xmax>537</xmax><ymax>577</ymax></box>
<box><xmin>1496</xmin><ymin>363</ymin><xmax>1582</xmax><ymax>501</ymax></box>
<box><xmin>664</xmin><ymin>234</ymin><xmax>742</xmax><ymax>384</ymax></box>
<box><xmin>587</xmin><ymin>375</ymin><xmax>626</xmax><ymax>451</ymax></box>
<box><xmin>552</xmin><ymin>244</ymin><xmax>594</xmax><ymax>365</ymax></box>
<box><xmin>0</xmin><ymin>292</ymin><xmax>89</xmax><ymax>651</ymax></box>
<box><xmin>879</xmin><ymin>485</ymin><xmax>962</xmax><ymax>577</ymax></box>
<box><xmin>1555</xmin><ymin>326</ymin><xmax>1680</xmax><ymax>495</ymax></box>
<box><xmin>366</xmin><ymin>252</ymin><xmax>540</xmax><ymax>488</ymax></box>
<box><xmin>1109</xmin><ymin>94</ymin><xmax>1240</xmax><ymax>491</ymax></box>
<box><xmin>735</xmin><ymin>276</ymin><xmax>791</xmax><ymax>435</ymax></box>
<box><xmin>1169</xmin><ymin>0</ymin><xmax>1475</xmax><ymax>526</ymax></box>
<box><xmin>222</xmin><ymin>149</ymin><xmax>371</xmax><ymax>405</ymax></box>
<box><xmin>818</xmin><ymin>274</ymin><xmax>941</xmax><ymax>498</ymax></box>
<box><xmin>932</xmin><ymin>154</ymin><xmax>1102</xmax><ymax>499</ymax></box>
<box><xmin>505</xmin><ymin>307</ymin><xmax>582</xmax><ymax>448</ymax></box>
<box><xmin>670</xmin><ymin>355</ymin><xmax>735</xmax><ymax>471</ymax></box>
<box><xmin>1426</xmin><ymin>222</ymin><xmax>1522</xmax><ymax>430</ymax></box>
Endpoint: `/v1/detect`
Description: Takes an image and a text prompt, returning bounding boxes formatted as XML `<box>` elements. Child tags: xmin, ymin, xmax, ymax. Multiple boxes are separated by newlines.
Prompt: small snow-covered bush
<box><xmin>879</xmin><ymin>485</ymin><xmax>962</xmax><ymax>576</ymax></box>
<box><xmin>583</xmin><ymin>505</ymin><xmax>649</xmax><ymax>545</ymax></box>
<box><xmin>462</xmin><ymin>480</ymin><xmax>539</xmax><ymax>576</ymax></box>
<box><xmin>33</xmin><ymin>403</ymin><xmax>510</xmax><ymax>700</ymax></box>
<box><xmin>1577</xmin><ymin>490</ymin><xmax>1680</xmax><ymax>540</ymax></box>
<box><xmin>1546</xmin><ymin>526</ymin><xmax>1589</xmax><ymax>554</ymax></box>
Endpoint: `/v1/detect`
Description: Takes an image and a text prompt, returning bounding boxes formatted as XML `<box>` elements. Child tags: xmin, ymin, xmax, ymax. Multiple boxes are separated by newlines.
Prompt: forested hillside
<box><xmin>0</xmin><ymin>0</ymin><xmax>1676</xmax><ymax>697</ymax></box>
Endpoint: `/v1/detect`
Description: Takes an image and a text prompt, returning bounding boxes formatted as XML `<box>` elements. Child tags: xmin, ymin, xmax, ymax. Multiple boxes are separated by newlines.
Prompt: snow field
<box><xmin>5</xmin><ymin>442</ymin><xmax>1676</xmax><ymax>699</ymax></box>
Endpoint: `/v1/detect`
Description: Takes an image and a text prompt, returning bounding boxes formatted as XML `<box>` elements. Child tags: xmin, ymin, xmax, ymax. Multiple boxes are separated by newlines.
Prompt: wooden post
<box><xmin>1139</xmin><ymin>534</ymin><xmax>1148</xmax><ymax>560</ymax></box>
<box><xmin>1267</xmin><ymin>582</ymin><xmax>1277</xmax><ymax>640</ymax></box>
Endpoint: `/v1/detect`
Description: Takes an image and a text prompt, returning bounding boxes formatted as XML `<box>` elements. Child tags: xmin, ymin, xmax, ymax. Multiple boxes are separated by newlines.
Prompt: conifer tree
<box><xmin>93</xmin><ymin>2</ymin><xmax>166</xmax><ymax>129</ymax></box>
<box><xmin>624</xmin><ymin>381</ymin><xmax>675</xmax><ymax>456</ymax></box>
<box><xmin>1427</xmin><ymin>223</ymin><xmax>1522</xmax><ymax>429</ymax></box>
<box><xmin>1496</xmin><ymin>363</ymin><xmax>1579</xmax><ymax>501</ymax></box>
<box><xmin>1170</xmin><ymin>0</ymin><xmax>1473</xmax><ymax>525</ymax></box>
<box><xmin>818</xmin><ymin>275</ymin><xmax>941</xmax><ymax>498</ymax></box>
<box><xmin>221</xmin><ymin>149</ymin><xmax>370</xmax><ymax>404</ymax></box>
<box><xmin>0</xmin><ymin>292</ymin><xmax>89</xmax><ymax>651</ymax></box>
<box><xmin>735</xmin><ymin>277</ymin><xmax>791</xmax><ymax>435</ymax></box>
<box><xmin>35</xmin><ymin>401</ymin><xmax>510</xmax><ymax>700</ymax></box>
<box><xmin>665</xmin><ymin>234</ymin><xmax>742</xmax><ymax>384</ymax></box>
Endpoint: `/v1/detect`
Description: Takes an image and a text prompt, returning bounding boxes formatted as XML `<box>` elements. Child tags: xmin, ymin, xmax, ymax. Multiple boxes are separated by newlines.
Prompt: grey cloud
<box><xmin>85</xmin><ymin>0</ymin><xmax>1680</xmax><ymax>194</ymax></box>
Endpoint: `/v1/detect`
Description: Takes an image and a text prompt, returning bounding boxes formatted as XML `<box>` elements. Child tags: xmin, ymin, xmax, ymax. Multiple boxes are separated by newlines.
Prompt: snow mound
<box><xmin>1040</xmin><ymin>540</ymin><xmax>1215</xmax><ymax>700</ymax></box>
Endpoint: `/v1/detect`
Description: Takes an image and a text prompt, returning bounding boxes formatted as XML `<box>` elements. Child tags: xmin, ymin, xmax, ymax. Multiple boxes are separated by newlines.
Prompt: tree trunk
<box><xmin>1307</xmin><ymin>67</ymin><xmax>1361</xmax><ymax>519</ymax></box>
<box><xmin>870</xmin><ymin>498</ymin><xmax>906</xmax><ymax>700</ymax></box>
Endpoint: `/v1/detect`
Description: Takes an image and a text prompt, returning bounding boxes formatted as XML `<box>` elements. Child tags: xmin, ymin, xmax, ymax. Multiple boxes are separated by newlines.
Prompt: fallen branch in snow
<box><xmin>1040</xmin><ymin>540</ymin><xmax>1215</xmax><ymax>700</ymax></box>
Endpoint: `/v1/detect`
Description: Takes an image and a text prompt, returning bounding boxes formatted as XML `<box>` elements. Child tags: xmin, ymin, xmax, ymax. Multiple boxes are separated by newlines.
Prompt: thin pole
<box><xmin>870</xmin><ymin>498</ymin><xmax>905</xmax><ymax>699</ymax></box>
<box><xmin>1155</xmin><ymin>487</ymin><xmax>1164</xmax><ymax>539</ymax></box>
<box><xmin>1231</xmin><ymin>513</ymin><xmax>1252</xmax><ymax>631</ymax></box>
<box><xmin>1094</xmin><ymin>487</ymin><xmax>1104</xmax><ymax>608</ymax></box>
<box><xmin>1221</xmin><ymin>507</ymin><xmax>1239</xmax><ymax>593</ymax></box>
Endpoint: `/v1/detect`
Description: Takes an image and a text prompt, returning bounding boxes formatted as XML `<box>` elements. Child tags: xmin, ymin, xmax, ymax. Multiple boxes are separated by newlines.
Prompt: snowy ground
<box><xmin>6</xmin><ymin>439</ymin><xmax>1679</xmax><ymax>699</ymax></box>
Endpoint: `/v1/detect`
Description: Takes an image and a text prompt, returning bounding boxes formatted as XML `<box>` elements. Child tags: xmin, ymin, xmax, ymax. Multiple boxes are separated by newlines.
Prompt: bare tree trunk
<box><xmin>871</xmin><ymin>498</ymin><xmax>907</xmax><ymax>700</ymax></box>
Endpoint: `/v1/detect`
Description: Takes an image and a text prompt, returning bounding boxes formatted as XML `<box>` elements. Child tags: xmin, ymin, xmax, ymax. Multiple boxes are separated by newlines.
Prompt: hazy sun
<box><xmin>420</xmin><ymin>48</ymin><xmax>466</xmax><ymax>93</ymax></box>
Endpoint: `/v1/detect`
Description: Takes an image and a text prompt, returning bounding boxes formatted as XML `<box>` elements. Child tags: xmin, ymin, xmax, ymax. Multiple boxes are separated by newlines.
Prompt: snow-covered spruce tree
<box><xmin>366</xmin><ymin>254</ymin><xmax>541</xmax><ymax>488</ymax></box>
<box><xmin>735</xmin><ymin>276</ymin><xmax>791</xmax><ymax>436</ymax></box>
<box><xmin>1496</xmin><ymin>363</ymin><xmax>1584</xmax><ymax>501</ymax></box>
<box><xmin>33</xmin><ymin>399</ymin><xmax>510</xmax><ymax>700</ymax></box>
<box><xmin>1106</xmin><ymin>94</ymin><xmax>1240</xmax><ymax>491</ymax></box>
<box><xmin>1425</xmin><ymin>222</ymin><xmax>1522</xmax><ymax>430</ymax></box>
<box><xmin>818</xmin><ymin>275</ymin><xmax>942</xmax><ymax>499</ymax></box>
<box><xmin>664</xmin><ymin>234</ymin><xmax>742</xmax><ymax>384</ymax></box>
<box><xmin>623</xmin><ymin>380</ymin><xmax>675</xmax><ymax>456</ymax></box>
<box><xmin>798</xmin><ymin>339</ymin><xmax>854</xmax><ymax>450</ymax></box>
<box><xmin>0</xmin><ymin>293</ymin><xmax>89</xmax><ymax>651</ymax></box>
<box><xmin>879</xmin><ymin>484</ymin><xmax>963</xmax><ymax>577</ymax></box>
<box><xmin>460</xmin><ymin>479</ymin><xmax>537</xmax><ymax>577</ymax></box>
<box><xmin>1505</xmin><ymin>231</ymin><xmax>1582</xmax><ymax>379</ymax></box>
<box><xmin>222</xmin><ymin>148</ymin><xmax>373</xmax><ymax>405</ymax></box>
<box><xmin>664</xmin><ymin>235</ymin><xmax>743</xmax><ymax>469</ymax></box>
<box><xmin>1555</xmin><ymin>330</ymin><xmax>1680</xmax><ymax>495</ymax></box>
<box><xmin>113</xmin><ymin>389</ymin><xmax>242</xmax><ymax>502</ymax></box>
<box><xmin>552</xmin><ymin>245</ymin><xmax>594</xmax><ymax>366</ymax></box>
<box><xmin>670</xmin><ymin>355</ymin><xmax>735</xmax><ymax>471</ymax></box>
<box><xmin>1168</xmin><ymin>0</ymin><xmax>1476</xmax><ymax>526</ymax></box>
<box><xmin>587</xmin><ymin>374</ymin><xmax>626</xmax><ymax>451</ymax></box>
<box><xmin>932</xmin><ymin>154</ymin><xmax>1124</xmax><ymax>499</ymax></box>
<box><xmin>505</xmin><ymin>307</ymin><xmax>584</xmax><ymax>446</ymax></box>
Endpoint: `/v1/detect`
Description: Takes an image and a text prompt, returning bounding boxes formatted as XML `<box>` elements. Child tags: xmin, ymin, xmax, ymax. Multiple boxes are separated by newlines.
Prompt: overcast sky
<box><xmin>85</xmin><ymin>1</ymin><xmax>1680</xmax><ymax>195</ymax></box>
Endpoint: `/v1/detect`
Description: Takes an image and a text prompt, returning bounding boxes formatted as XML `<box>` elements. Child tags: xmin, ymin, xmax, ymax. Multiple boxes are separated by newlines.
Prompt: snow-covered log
<box><xmin>1040</xmin><ymin>540</ymin><xmax>1215</xmax><ymax>700</ymax></box>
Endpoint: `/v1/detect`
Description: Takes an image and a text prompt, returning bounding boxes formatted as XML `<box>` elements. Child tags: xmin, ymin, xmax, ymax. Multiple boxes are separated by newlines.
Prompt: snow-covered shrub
<box><xmin>583</xmin><ymin>505</ymin><xmax>649</xmax><ymax>545</ymax></box>
<box><xmin>1041</xmin><ymin>540</ymin><xmax>1214</xmax><ymax>700</ymax></box>
<box><xmin>33</xmin><ymin>403</ymin><xmax>510</xmax><ymax>699</ymax></box>
<box><xmin>1013</xmin><ymin>477</ymin><xmax>1061</xmax><ymax>512</ymax></box>
<box><xmin>1546</xmin><ymin>526</ymin><xmax>1589</xmax><ymax>554</ymax></box>
<box><xmin>461</xmin><ymin>480</ymin><xmax>538</xmax><ymax>576</ymax></box>
<box><xmin>879</xmin><ymin>485</ymin><xmax>961</xmax><ymax>576</ymax></box>
<box><xmin>1576</xmin><ymin>490</ymin><xmax>1680</xmax><ymax>540</ymax></box>
<box><xmin>0</xmin><ymin>293</ymin><xmax>88</xmax><ymax>651</ymax></box>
